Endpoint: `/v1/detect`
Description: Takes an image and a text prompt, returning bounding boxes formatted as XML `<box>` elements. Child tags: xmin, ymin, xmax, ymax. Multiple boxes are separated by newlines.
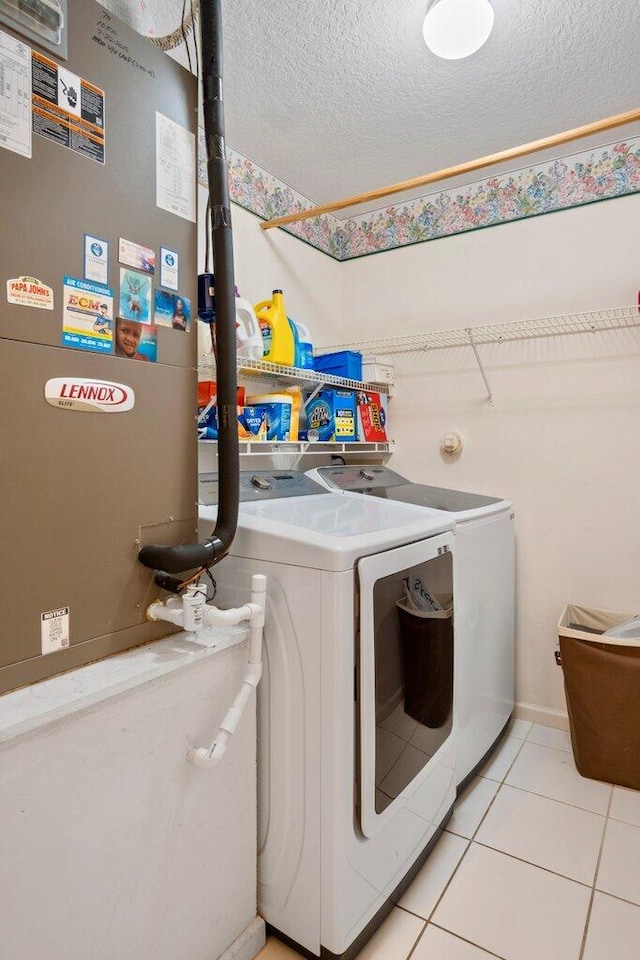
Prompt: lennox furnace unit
<box><xmin>0</xmin><ymin>0</ymin><xmax>198</xmax><ymax>692</ymax></box>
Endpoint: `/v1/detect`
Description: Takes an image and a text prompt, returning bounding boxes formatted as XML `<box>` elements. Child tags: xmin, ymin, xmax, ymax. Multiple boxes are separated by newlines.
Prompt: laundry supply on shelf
<box><xmin>197</xmin><ymin>381</ymin><xmax>246</xmax><ymax>440</ymax></box>
<box><xmin>314</xmin><ymin>350</ymin><xmax>363</xmax><ymax>380</ymax></box>
<box><xmin>235</xmin><ymin>297</ymin><xmax>263</xmax><ymax>360</ymax></box>
<box><xmin>237</xmin><ymin>406</ymin><xmax>268</xmax><ymax>440</ymax></box>
<box><xmin>356</xmin><ymin>390</ymin><xmax>388</xmax><ymax>442</ymax></box>
<box><xmin>304</xmin><ymin>388</ymin><xmax>357</xmax><ymax>442</ymax></box>
<box><xmin>253</xmin><ymin>289</ymin><xmax>296</xmax><ymax>365</ymax></box>
<box><xmin>292</xmin><ymin>320</ymin><xmax>314</xmax><ymax>369</ymax></box>
<box><xmin>197</xmin><ymin>280</ymin><xmax>264</xmax><ymax>361</ymax></box>
<box><xmin>246</xmin><ymin>392</ymin><xmax>294</xmax><ymax>441</ymax></box>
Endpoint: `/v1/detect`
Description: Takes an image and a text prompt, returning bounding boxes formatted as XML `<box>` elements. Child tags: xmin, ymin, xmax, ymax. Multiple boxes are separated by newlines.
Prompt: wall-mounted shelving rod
<box><xmin>259</xmin><ymin>109</ymin><xmax>640</xmax><ymax>230</ymax></box>
<box><xmin>322</xmin><ymin>305</ymin><xmax>640</xmax><ymax>357</ymax></box>
<box><xmin>466</xmin><ymin>327</ymin><xmax>494</xmax><ymax>405</ymax></box>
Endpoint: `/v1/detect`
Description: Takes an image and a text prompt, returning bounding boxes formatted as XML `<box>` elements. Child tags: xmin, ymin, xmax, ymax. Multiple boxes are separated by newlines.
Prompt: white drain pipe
<box><xmin>147</xmin><ymin>574</ymin><xmax>266</xmax><ymax>766</ymax></box>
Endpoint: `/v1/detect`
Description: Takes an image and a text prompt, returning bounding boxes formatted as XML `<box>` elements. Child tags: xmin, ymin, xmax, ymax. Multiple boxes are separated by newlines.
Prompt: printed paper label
<box><xmin>156</xmin><ymin>112</ymin><xmax>196</xmax><ymax>222</ymax></box>
<box><xmin>41</xmin><ymin>607</ymin><xmax>70</xmax><ymax>655</ymax></box>
<box><xmin>159</xmin><ymin>247</ymin><xmax>178</xmax><ymax>290</ymax></box>
<box><xmin>84</xmin><ymin>234</ymin><xmax>109</xmax><ymax>284</ymax></box>
<box><xmin>7</xmin><ymin>276</ymin><xmax>53</xmax><ymax>309</ymax></box>
<box><xmin>32</xmin><ymin>52</ymin><xmax>105</xmax><ymax>164</ymax></box>
<box><xmin>0</xmin><ymin>30</ymin><xmax>32</xmax><ymax>158</ymax></box>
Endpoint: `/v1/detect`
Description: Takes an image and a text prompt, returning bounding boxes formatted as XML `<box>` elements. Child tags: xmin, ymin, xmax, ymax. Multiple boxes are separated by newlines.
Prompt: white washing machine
<box><xmin>198</xmin><ymin>471</ymin><xmax>457</xmax><ymax>959</ymax></box>
<box><xmin>307</xmin><ymin>465</ymin><xmax>515</xmax><ymax>790</ymax></box>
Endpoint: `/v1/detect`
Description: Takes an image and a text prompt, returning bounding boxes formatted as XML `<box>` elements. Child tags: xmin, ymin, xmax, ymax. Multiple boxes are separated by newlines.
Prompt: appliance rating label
<box><xmin>31</xmin><ymin>52</ymin><xmax>105</xmax><ymax>163</ymax></box>
<box><xmin>41</xmin><ymin>607</ymin><xmax>70</xmax><ymax>655</ymax></box>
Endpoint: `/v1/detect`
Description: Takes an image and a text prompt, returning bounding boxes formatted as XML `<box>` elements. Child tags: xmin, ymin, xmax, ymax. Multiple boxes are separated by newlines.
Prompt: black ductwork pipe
<box><xmin>139</xmin><ymin>0</ymin><xmax>239</xmax><ymax>578</ymax></box>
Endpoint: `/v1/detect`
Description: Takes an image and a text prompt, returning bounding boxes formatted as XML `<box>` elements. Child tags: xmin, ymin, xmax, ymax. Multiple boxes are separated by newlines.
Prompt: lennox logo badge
<box><xmin>44</xmin><ymin>378</ymin><xmax>135</xmax><ymax>413</ymax></box>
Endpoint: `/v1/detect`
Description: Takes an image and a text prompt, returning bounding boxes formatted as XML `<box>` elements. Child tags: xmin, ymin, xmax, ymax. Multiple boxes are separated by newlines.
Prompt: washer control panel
<box><xmin>199</xmin><ymin>471</ymin><xmax>330</xmax><ymax>505</ymax></box>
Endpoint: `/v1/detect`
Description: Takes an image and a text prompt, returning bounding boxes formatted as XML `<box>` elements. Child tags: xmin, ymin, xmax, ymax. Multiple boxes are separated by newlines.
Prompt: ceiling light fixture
<box><xmin>423</xmin><ymin>0</ymin><xmax>494</xmax><ymax>60</ymax></box>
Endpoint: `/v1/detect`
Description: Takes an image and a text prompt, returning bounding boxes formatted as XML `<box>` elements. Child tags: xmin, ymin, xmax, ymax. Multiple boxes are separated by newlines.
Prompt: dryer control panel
<box><xmin>314</xmin><ymin>465</ymin><xmax>502</xmax><ymax>511</ymax></box>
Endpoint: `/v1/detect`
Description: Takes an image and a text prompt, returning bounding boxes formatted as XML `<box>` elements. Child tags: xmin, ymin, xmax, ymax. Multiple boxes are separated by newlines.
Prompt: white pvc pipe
<box><xmin>202</xmin><ymin>603</ymin><xmax>255</xmax><ymax>627</ymax></box>
<box><xmin>147</xmin><ymin>600</ymin><xmax>184</xmax><ymax>627</ymax></box>
<box><xmin>190</xmin><ymin>574</ymin><xmax>266</xmax><ymax>768</ymax></box>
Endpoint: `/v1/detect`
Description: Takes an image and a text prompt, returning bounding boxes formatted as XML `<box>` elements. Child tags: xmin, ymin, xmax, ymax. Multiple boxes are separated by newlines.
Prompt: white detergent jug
<box><xmin>235</xmin><ymin>297</ymin><xmax>264</xmax><ymax>361</ymax></box>
<box><xmin>197</xmin><ymin>318</ymin><xmax>215</xmax><ymax>357</ymax></box>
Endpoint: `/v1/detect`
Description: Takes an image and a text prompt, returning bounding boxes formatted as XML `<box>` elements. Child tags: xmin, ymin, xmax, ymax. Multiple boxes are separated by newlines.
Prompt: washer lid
<box><xmin>310</xmin><ymin>465</ymin><xmax>510</xmax><ymax>520</ymax></box>
<box><xmin>198</xmin><ymin>494</ymin><xmax>454</xmax><ymax>571</ymax></box>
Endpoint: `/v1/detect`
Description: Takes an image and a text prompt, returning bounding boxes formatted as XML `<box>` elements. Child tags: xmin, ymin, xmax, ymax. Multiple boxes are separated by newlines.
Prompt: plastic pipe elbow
<box><xmin>202</xmin><ymin>603</ymin><xmax>254</xmax><ymax>628</ymax></box>
<box><xmin>146</xmin><ymin>601</ymin><xmax>184</xmax><ymax>627</ymax></box>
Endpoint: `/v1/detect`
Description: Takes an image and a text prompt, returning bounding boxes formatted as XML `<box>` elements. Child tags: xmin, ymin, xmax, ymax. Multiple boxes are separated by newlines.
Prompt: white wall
<box><xmin>340</xmin><ymin>195</ymin><xmax>640</xmax><ymax>719</ymax></box>
<box><xmin>199</xmin><ymin>188</ymin><xmax>344</xmax><ymax>347</ymax></box>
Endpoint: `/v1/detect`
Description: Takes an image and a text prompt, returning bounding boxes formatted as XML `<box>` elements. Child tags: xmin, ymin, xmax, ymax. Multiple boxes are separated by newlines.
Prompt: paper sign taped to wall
<box><xmin>0</xmin><ymin>30</ymin><xmax>32</xmax><ymax>158</ymax></box>
<box><xmin>156</xmin><ymin>112</ymin><xmax>195</xmax><ymax>222</ymax></box>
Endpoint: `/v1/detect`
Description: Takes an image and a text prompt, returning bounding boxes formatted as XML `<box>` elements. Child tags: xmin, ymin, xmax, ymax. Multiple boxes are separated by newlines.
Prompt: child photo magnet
<box><xmin>119</xmin><ymin>268</ymin><xmax>152</xmax><ymax>324</ymax></box>
<box><xmin>115</xmin><ymin>317</ymin><xmax>157</xmax><ymax>363</ymax></box>
<box><xmin>153</xmin><ymin>289</ymin><xmax>192</xmax><ymax>332</ymax></box>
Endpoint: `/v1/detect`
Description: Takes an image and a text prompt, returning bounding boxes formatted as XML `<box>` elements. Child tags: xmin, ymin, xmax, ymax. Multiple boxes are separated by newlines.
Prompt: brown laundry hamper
<box><xmin>557</xmin><ymin>603</ymin><xmax>640</xmax><ymax>790</ymax></box>
<box><xmin>397</xmin><ymin>599</ymin><xmax>453</xmax><ymax>729</ymax></box>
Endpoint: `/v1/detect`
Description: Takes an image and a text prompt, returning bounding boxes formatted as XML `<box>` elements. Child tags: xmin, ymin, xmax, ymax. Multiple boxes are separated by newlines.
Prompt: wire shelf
<box><xmin>198</xmin><ymin>440</ymin><xmax>391</xmax><ymax>456</ymax></box>
<box><xmin>321</xmin><ymin>305</ymin><xmax>640</xmax><ymax>357</ymax></box>
<box><xmin>198</xmin><ymin>355</ymin><xmax>392</xmax><ymax>394</ymax></box>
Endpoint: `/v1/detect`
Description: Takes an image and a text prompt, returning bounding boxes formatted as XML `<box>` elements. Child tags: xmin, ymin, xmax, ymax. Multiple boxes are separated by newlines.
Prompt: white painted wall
<box><xmin>0</xmin><ymin>636</ymin><xmax>261</xmax><ymax>960</ymax></box>
<box><xmin>199</xmin><ymin>188</ymin><xmax>344</xmax><ymax>346</ymax></box>
<box><xmin>339</xmin><ymin>195</ymin><xmax>640</xmax><ymax>719</ymax></box>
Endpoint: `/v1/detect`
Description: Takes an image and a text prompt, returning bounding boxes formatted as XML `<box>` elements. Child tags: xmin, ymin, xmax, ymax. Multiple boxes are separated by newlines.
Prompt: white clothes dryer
<box><xmin>307</xmin><ymin>465</ymin><xmax>515</xmax><ymax>790</ymax></box>
<box><xmin>198</xmin><ymin>471</ymin><xmax>457</xmax><ymax>959</ymax></box>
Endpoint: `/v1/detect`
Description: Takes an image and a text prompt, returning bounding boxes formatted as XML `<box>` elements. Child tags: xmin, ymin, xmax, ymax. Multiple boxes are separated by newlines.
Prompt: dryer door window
<box><xmin>357</xmin><ymin>533</ymin><xmax>454</xmax><ymax>839</ymax></box>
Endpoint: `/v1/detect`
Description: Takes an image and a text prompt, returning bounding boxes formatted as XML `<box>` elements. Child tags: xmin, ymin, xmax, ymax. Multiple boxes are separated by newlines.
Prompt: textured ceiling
<box><xmin>114</xmin><ymin>0</ymin><xmax>640</xmax><ymax>216</ymax></box>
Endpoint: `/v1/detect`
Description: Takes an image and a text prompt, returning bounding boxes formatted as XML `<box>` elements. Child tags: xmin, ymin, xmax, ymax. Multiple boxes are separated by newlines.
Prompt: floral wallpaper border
<box><xmin>198</xmin><ymin>132</ymin><xmax>640</xmax><ymax>261</ymax></box>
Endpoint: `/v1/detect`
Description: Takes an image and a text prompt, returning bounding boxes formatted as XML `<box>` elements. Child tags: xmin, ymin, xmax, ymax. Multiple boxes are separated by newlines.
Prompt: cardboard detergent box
<box><xmin>237</xmin><ymin>406</ymin><xmax>268</xmax><ymax>440</ymax></box>
<box><xmin>356</xmin><ymin>390</ymin><xmax>388</xmax><ymax>442</ymax></box>
<box><xmin>304</xmin><ymin>389</ymin><xmax>357</xmax><ymax>442</ymax></box>
<box><xmin>197</xmin><ymin>381</ymin><xmax>246</xmax><ymax>438</ymax></box>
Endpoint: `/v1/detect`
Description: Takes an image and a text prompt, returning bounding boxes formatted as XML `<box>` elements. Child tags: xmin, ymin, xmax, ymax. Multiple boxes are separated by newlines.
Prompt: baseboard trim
<box><xmin>514</xmin><ymin>701</ymin><xmax>569</xmax><ymax>731</ymax></box>
<box><xmin>217</xmin><ymin>917</ymin><xmax>266</xmax><ymax>960</ymax></box>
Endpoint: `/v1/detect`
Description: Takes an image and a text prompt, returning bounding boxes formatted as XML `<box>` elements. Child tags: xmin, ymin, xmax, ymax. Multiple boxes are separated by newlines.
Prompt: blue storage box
<box><xmin>314</xmin><ymin>350</ymin><xmax>363</xmax><ymax>381</ymax></box>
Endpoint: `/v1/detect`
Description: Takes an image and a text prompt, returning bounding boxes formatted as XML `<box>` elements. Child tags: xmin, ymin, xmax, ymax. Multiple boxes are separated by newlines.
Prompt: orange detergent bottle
<box><xmin>253</xmin><ymin>289</ymin><xmax>295</xmax><ymax>365</ymax></box>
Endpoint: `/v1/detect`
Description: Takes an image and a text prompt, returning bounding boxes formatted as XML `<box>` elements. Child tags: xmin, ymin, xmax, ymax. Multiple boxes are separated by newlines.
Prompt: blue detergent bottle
<box><xmin>287</xmin><ymin>317</ymin><xmax>301</xmax><ymax>368</ymax></box>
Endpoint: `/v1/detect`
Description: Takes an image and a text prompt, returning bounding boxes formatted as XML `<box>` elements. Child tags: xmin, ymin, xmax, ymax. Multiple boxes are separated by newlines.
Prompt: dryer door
<box><xmin>357</xmin><ymin>532</ymin><xmax>455</xmax><ymax>839</ymax></box>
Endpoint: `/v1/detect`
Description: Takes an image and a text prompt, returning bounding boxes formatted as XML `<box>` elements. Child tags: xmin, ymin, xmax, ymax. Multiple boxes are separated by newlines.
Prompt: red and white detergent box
<box><xmin>356</xmin><ymin>390</ymin><xmax>388</xmax><ymax>442</ymax></box>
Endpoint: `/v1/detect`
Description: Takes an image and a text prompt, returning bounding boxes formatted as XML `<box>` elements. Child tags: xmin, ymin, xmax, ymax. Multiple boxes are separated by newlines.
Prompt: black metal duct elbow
<box><xmin>139</xmin><ymin>0</ymin><xmax>239</xmax><ymax>578</ymax></box>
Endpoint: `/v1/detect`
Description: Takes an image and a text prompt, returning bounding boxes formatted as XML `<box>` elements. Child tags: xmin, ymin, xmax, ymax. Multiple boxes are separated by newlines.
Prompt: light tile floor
<box><xmin>256</xmin><ymin>720</ymin><xmax>640</xmax><ymax>960</ymax></box>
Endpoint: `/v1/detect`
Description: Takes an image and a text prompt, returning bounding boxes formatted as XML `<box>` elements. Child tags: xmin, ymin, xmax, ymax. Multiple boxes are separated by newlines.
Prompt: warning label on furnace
<box><xmin>41</xmin><ymin>607</ymin><xmax>70</xmax><ymax>655</ymax></box>
<box><xmin>32</xmin><ymin>52</ymin><xmax>105</xmax><ymax>164</ymax></box>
